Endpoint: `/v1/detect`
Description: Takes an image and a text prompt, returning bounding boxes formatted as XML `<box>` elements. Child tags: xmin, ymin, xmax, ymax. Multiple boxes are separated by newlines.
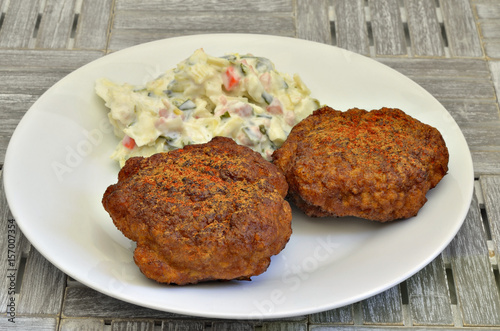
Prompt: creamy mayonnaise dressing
<box><xmin>96</xmin><ymin>49</ymin><xmax>319</xmax><ymax>167</ymax></box>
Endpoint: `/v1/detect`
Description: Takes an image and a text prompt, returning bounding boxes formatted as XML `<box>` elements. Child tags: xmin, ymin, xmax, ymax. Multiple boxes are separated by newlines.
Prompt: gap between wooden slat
<box><xmin>445</xmin><ymin>266</ymin><xmax>458</xmax><ymax>305</ymax></box>
<box><xmin>14</xmin><ymin>255</ymin><xmax>27</xmax><ymax>294</ymax></box>
<box><xmin>32</xmin><ymin>13</ymin><xmax>42</xmax><ymax>39</ymax></box>
<box><xmin>481</xmin><ymin>207</ymin><xmax>493</xmax><ymax>241</ymax></box>
<box><xmin>70</xmin><ymin>14</ymin><xmax>79</xmax><ymax>39</ymax></box>
<box><xmin>440</xmin><ymin>22</ymin><xmax>449</xmax><ymax>48</ymax></box>
<box><xmin>0</xmin><ymin>12</ymin><xmax>5</xmax><ymax>32</ymax></box>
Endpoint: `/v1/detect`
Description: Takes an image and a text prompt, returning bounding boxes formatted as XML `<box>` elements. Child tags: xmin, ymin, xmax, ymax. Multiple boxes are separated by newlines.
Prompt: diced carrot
<box><xmin>222</xmin><ymin>66</ymin><xmax>240</xmax><ymax>91</ymax></box>
<box><xmin>122</xmin><ymin>135</ymin><xmax>136</xmax><ymax>149</ymax></box>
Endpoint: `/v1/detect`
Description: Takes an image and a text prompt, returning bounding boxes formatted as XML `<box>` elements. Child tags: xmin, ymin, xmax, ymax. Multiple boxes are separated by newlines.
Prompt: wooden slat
<box><xmin>17</xmin><ymin>247</ymin><xmax>66</xmax><ymax>314</ymax></box>
<box><xmin>308</xmin><ymin>305</ymin><xmax>353</xmax><ymax>324</ymax></box>
<box><xmin>163</xmin><ymin>320</ymin><xmax>206</xmax><ymax>330</ymax></box>
<box><xmin>377</xmin><ymin>58</ymin><xmax>490</xmax><ymax>78</ymax></box>
<box><xmin>0</xmin><ymin>49</ymin><xmax>103</xmax><ymax>68</ymax></box>
<box><xmin>480</xmin><ymin>21</ymin><xmax>500</xmax><ymax>39</ymax></box>
<box><xmin>0</xmin><ymin>93</ymin><xmax>39</xmax><ymax>164</ymax></box>
<box><xmin>474</xmin><ymin>0</ymin><xmax>500</xmax><ymax>58</ymax></box>
<box><xmin>0</xmin><ymin>316</ymin><xmax>58</xmax><ymax>330</ymax></box>
<box><xmin>332</xmin><ymin>0</ymin><xmax>370</xmax><ymax>56</ymax></box>
<box><xmin>440</xmin><ymin>0</ymin><xmax>482</xmax><ymax>57</ymax></box>
<box><xmin>212</xmin><ymin>321</ymin><xmax>254</xmax><ymax>331</ymax></box>
<box><xmin>481</xmin><ymin>176</ymin><xmax>500</xmax><ymax>265</ymax></box>
<box><xmin>74</xmin><ymin>0</ymin><xmax>113</xmax><ymax>50</ymax></box>
<box><xmin>112</xmin><ymin>12</ymin><xmax>295</xmax><ymax>34</ymax></box>
<box><xmin>412</xmin><ymin>77</ymin><xmax>495</xmax><ymax>100</ymax></box>
<box><xmin>59</xmin><ymin>318</ymin><xmax>105</xmax><ymax>331</ymax></box>
<box><xmin>0</xmin><ymin>69</ymin><xmax>72</xmax><ymax>95</ymax></box>
<box><xmin>406</xmin><ymin>255</ymin><xmax>453</xmax><ymax>326</ymax></box>
<box><xmin>460</xmin><ymin>126</ymin><xmax>500</xmax><ymax>150</ymax></box>
<box><xmin>444</xmin><ymin>190</ymin><xmax>500</xmax><ymax>326</ymax></box>
<box><xmin>475</xmin><ymin>1</ymin><xmax>500</xmax><ymax>19</ymax></box>
<box><xmin>0</xmin><ymin>170</ymin><xmax>31</xmax><ymax>315</ymax></box>
<box><xmin>361</xmin><ymin>285</ymin><xmax>403</xmax><ymax>325</ymax></box>
<box><xmin>262</xmin><ymin>321</ymin><xmax>307</xmax><ymax>331</ymax></box>
<box><xmin>404</xmin><ymin>0</ymin><xmax>445</xmax><ymax>57</ymax></box>
<box><xmin>62</xmin><ymin>286</ymin><xmax>181</xmax><ymax>319</ymax></box>
<box><xmin>0</xmin><ymin>0</ymin><xmax>42</xmax><ymax>48</ymax></box>
<box><xmin>115</xmin><ymin>0</ymin><xmax>293</xmax><ymax>12</ymax></box>
<box><xmin>440</xmin><ymin>100</ymin><xmax>500</xmax><ymax>126</ymax></box>
<box><xmin>368</xmin><ymin>0</ymin><xmax>407</xmax><ymax>56</ymax></box>
<box><xmin>471</xmin><ymin>151</ymin><xmax>500</xmax><ymax>176</ymax></box>
<box><xmin>484</xmin><ymin>43</ymin><xmax>500</xmax><ymax>59</ymax></box>
<box><xmin>111</xmin><ymin>320</ymin><xmax>155</xmax><ymax>331</ymax></box>
<box><xmin>35</xmin><ymin>0</ymin><xmax>77</xmax><ymax>49</ymax></box>
<box><xmin>296</xmin><ymin>0</ymin><xmax>332</xmax><ymax>44</ymax></box>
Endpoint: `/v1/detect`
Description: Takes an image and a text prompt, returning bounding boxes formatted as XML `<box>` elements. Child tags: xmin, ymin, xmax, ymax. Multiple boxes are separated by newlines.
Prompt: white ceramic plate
<box><xmin>3</xmin><ymin>34</ymin><xmax>473</xmax><ymax>319</ymax></box>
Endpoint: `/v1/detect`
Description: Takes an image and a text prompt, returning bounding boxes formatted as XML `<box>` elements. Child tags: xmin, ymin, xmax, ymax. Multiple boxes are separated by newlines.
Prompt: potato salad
<box><xmin>96</xmin><ymin>49</ymin><xmax>319</xmax><ymax>166</ymax></box>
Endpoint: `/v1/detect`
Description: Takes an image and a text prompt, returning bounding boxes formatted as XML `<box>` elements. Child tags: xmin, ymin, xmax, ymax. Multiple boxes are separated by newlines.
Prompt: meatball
<box><xmin>272</xmin><ymin>106</ymin><xmax>449</xmax><ymax>222</ymax></box>
<box><xmin>103</xmin><ymin>137</ymin><xmax>292</xmax><ymax>285</ymax></box>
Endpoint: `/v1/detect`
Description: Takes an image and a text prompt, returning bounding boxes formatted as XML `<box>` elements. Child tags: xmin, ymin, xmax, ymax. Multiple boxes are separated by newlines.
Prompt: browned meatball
<box><xmin>102</xmin><ymin>137</ymin><xmax>292</xmax><ymax>285</ymax></box>
<box><xmin>272</xmin><ymin>106</ymin><xmax>449</xmax><ymax>222</ymax></box>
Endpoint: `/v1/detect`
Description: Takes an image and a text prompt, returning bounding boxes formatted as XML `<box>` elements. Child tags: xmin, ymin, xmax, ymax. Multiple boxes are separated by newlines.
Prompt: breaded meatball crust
<box><xmin>102</xmin><ymin>137</ymin><xmax>292</xmax><ymax>285</ymax></box>
<box><xmin>272</xmin><ymin>106</ymin><xmax>449</xmax><ymax>222</ymax></box>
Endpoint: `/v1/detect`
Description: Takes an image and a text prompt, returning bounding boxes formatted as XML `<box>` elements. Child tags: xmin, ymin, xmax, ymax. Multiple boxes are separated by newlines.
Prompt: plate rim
<box><xmin>2</xmin><ymin>33</ymin><xmax>474</xmax><ymax>319</ymax></box>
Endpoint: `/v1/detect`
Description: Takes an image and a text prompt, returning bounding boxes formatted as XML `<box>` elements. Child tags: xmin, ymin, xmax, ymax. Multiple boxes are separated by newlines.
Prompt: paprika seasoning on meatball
<box><xmin>103</xmin><ymin>137</ymin><xmax>292</xmax><ymax>285</ymax></box>
<box><xmin>272</xmin><ymin>106</ymin><xmax>449</xmax><ymax>222</ymax></box>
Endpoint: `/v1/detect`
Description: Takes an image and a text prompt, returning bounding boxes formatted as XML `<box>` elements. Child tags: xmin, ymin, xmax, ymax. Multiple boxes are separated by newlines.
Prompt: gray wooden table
<box><xmin>1</xmin><ymin>0</ymin><xmax>500</xmax><ymax>330</ymax></box>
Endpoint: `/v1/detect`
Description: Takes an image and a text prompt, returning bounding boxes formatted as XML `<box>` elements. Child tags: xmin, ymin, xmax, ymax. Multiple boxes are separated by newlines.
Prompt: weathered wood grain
<box><xmin>0</xmin><ymin>170</ymin><xmax>31</xmax><ymax>314</ymax></box>
<box><xmin>59</xmin><ymin>318</ymin><xmax>105</xmax><ymax>331</ymax></box>
<box><xmin>108</xmin><ymin>10</ymin><xmax>295</xmax><ymax>51</ymax></box>
<box><xmin>112</xmin><ymin>12</ymin><xmax>295</xmax><ymax>33</ymax></box>
<box><xmin>440</xmin><ymin>100</ymin><xmax>500</xmax><ymax>126</ymax></box>
<box><xmin>480</xmin><ymin>21</ymin><xmax>500</xmax><ymax>39</ymax></box>
<box><xmin>0</xmin><ymin>49</ymin><xmax>103</xmax><ymax>68</ymax></box>
<box><xmin>163</xmin><ymin>320</ymin><xmax>206</xmax><ymax>330</ymax></box>
<box><xmin>440</xmin><ymin>0</ymin><xmax>482</xmax><ymax>57</ymax></box>
<box><xmin>0</xmin><ymin>69</ymin><xmax>72</xmax><ymax>94</ymax></box>
<box><xmin>481</xmin><ymin>176</ymin><xmax>500</xmax><ymax>266</ymax></box>
<box><xmin>35</xmin><ymin>0</ymin><xmax>77</xmax><ymax>49</ymax></box>
<box><xmin>212</xmin><ymin>321</ymin><xmax>255</xmax><ymax>331</ymax></box>
<box><xmin>62</xmin><ymin>286</ymin><xmax>182</xmax><ymax>319</ymax></box>
<box><xmin>404</xmin><ymin>0</ymin><xmax>445</xmax><ymax>57</ymax></box>
<box><xmin>0</xmin><ymin>93</ymin><xmax>40</xmax><ymax>164</ymax></box>
<box><xmin>0</xmin><ymin>0</ymin><xmax>42</xmax><ymax>48</ymax></box>
<box><xmin>361</xmin><ymin>285</ymin><xmax>403</xmax><ymax>325</ymax></box>
<box><xmin>368</xmin><ymin>0</ymin><xmax>407</xmax><ymax>56</ymax></box>
<box><xmin>444</xmin><ymin>190</ymin><xmax>500</xmax><ymax>326</ymax></box>
<box><xmin>377</xmin><ymin>58</ymin><xmax>490</xmax><ymax>78</ymax></box>
<box><xmin>308</xmin><ymin>305</ymin><xmax>353</xmax><ymax>324</ymax></box>
<box><xmin>296</xmin><ymin>0</ymin><xmax>331</xmax><ymax>44</ymax></box>
<box><xmin>411</xmin><ymin>77</ymin><xmax>495</xmax><ymax>100</ymax></box>
<box><xmin>471</xmin><ymin>150</ymin><xmax>500</xmax><ymax>176</ymax></box>
<box><xmin>0</xmin><ymin>316</ymin><xmax>58</xmax><ymax>330</ymax></box>
<box><xmin>406</xmin><ymin>255</ymin><xmax>453</xmax><ymax>326</ymax></box>
<box><xmin>115</xmin><ymin>0</ymin><xmax>293</xmax><ymax>12</ymax></box>
<box><xmin>111</xmin><ymin>320</ymin><xmax>155</xmax><ymax>331</ymax></box>
<box><xmin>17</xmin><ymin>247</ymin><xmax>66</xmax><ymax>315</ymax></box>
<box><xmin>262</xmin><ymin>321</ymin><xmax>307</xmax><ymax>331</ymax></box>
<box><xmin>331</xmin><ymin>0</ymin><xmax>370</xmax><ymax>56</ymax></box>
<box><xmin>484</xmin><ymin>42</ymin><xmax>500</xmax><ymax>59</ymax></box>
<box><xmin>74</xmin><ymin>0</ymin><xmax>113</xmax><ymax>50</ymax></box>
<box><xmin>475</xmin><ymin>1</ymin><xmax>500</xmax><ymax>19</ymax></box>
<box><xmin>460</xmin><ymin>125</ymin><xmax>500</xmax><ymax>150</ymax></box>
<box><xmin>108</xmin><ymin>30</ymin><xmax>184</xmax><ymax>51</ymax></box>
